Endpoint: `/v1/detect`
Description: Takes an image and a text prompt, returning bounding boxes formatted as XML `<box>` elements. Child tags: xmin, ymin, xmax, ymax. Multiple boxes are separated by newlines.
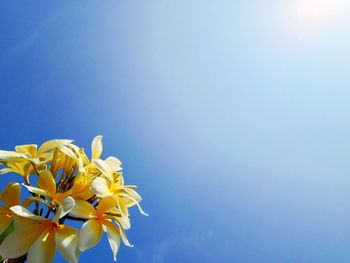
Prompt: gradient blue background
<box><xmin>1</xmin><ymin>1</ymin><xmax>350</xmax><ymax>262</ymax></box>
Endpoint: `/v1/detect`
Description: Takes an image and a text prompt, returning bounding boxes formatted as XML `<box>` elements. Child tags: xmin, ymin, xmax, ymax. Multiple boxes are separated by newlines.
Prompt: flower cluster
<box><xmin>0</xmin><ymin>136</ymin><xmax>146</xmax><ymax>262</ymax></box>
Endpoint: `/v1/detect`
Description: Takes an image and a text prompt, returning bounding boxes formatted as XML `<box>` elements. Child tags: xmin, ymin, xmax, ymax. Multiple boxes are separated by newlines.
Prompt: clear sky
<box><xmin>1</xmin><ymin>1</ymin><xmax>350</xmax><ymax>262</ymax></box>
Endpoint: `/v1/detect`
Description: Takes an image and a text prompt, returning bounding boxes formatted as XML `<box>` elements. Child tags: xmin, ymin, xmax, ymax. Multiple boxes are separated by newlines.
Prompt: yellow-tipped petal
<box><xmin>70</xmin><ymin>200</ymin><xmax>96</xmax><ymax>219</ymax></box>
<box><xmin>117</xmin><ymin>198</ymin><xmax>128</xmax><ymax>219</ymax></box>
<box><xmin>79</xmin><ymin>219</ymin><xmax>103</xmax><ymax>252</ymax></box>
<box><xmin>0</xmin><ymin>223</ymin><xmax>48</xmax><ymax>259</ymax></box>
<box><xmin>38</xmin><ymin>139</ymin><xmax>74</xmax><ymax>155</ymax></box>
<box><xmin>0</xmin><ymin>215</ymin><xmax>13</xmax><ymax>234</ymax></box>
<box><xmin>105</xmin><ymin>156</ymin><xmax>122</xmax><ymax>172</ymax></box>
<box><xmin>56</xmin><ymin>225</ymin><xmax>80</xmax><ymax>263</ymax></box>
<box><xmin>102</xmin><ymin>220</ymin><xmax>121</xmax><ymax>261</ymax></box>
<box><xmin>10</xmin><ymin>206</ymin><xmax>47</xmax><ymax>221</ymax></box>
<box><xmin>38</xmin><ymin>170</ymin><xmax>56</xmax><ymax>196</ymax></box>
<box><xmin>92</xmin><ymin>135</ymin><xmax>103</xmax><ymax>159</ymax></box>
<box><xmin>120</xmin><ymin>193</ymin><xmax>149</xmax><ymax>216</ymax></box>
<box><xmin>91</xmin><ymin>177</ymin><xmax>113</xmax><ymax>198</ymax></box>
<box><xmin>93</xmin><ymin>159</ymin><xmax>114</xmax><ymax>182</ymax></box>
<box><xmin>116</xmin><ymin>223</ymin><xmax>133</xmax><ymax>247</ymax></box>
<box><xmin>1</xmin><ymin>182</ymin><xmax>21</xmax><ymax>207</ymax></box>
<box><xmin>123</xmin><ymin>187</ymin><xmax>142</xmax><ymax>202</ymax></box>
<box><xmin>0</xmin><ymin>168</ymin><xmax>16</xmax><ymax>174</ymax></box>
<box><xmin>96</xmin><ymin>197</ymin><xmax>118</xmax><ymax>216</ymax></box>
<box><xmin>27</xmin><ymin>229</ymin><xmax>56</xmax><ymax>263</ymax></box>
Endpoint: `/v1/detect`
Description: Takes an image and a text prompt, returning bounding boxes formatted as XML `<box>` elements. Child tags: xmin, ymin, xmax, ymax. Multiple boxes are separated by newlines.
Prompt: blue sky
<box><xmin>1</xmin><ymin>1</ymin><xmax>350</xmax><ymax>262</ymax></box>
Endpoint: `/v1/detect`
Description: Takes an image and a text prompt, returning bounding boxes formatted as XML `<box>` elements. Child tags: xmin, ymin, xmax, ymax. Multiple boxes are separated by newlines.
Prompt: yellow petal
<box><xmin>96</xmin><ymin>197</ymin><xmax>118</xmax><ymax>216</ymax></box>
<box><xmin>15</xmin><ymin>144</ymin><xmax>37</xmax><ymax>157</ymax></box>
<box><xmin>1</xmin><ymin>182</ymin><xmax>21</xmax><ymax>207</ymax></box>
<box><xmin>0</xmin><ymin>206</ymin><xmax>9</xmax><ymax>215</ymax></box>
<box><xmin>60</xmin><ymin>146</ymin><xmax>81</xmax><ymax>167</ymax></box>
<box><xmin>92</xmin><ymin>135</ymin><xmax>103</xmax><ymax>159</ymax></box>
<box><xmin>27</xmin><ymin>228</ymin><xmax>56</xmax><ymax>263</ymax></box>
<box><xmin>93</xmin><ymin>159</ymin><xmax>114</xmax><ymax>182</ymax></box>
<box><xmin>56</xmin><ymin>225</ymin><xmax>80</xmax><ymax>263</ymax></box>
<box><xmin>79</xmin><ymin>219</ymin><xmax>103</xmax><ymax>252</ymax></box>
<box><xmin>91</xmin><ymin>177</ymin><xmax>113</xmax><ymax>198</ymax></box>
<box><xmin>71</xmin><ymin>173</ymin><xmax>90</xmax><ymax>195</ymax></box>
<box><xmin>70</xmin><ymin>200</ymin><xmax>96</xmax><ymax>219</ymax></box>
<box><xmin>0</xmin><ymin>215</ymin><xmax>13</xmax><ymax>234</ymax></box>
<box><xmin>38</xmin><ymin>139</ymin><xmax>74</xmax><ymax>155</ymax></box>
<box><xmin>38</xmin><ymin>170</ymin><xmax>56</xmax><ymax>196</ymax></box>
<box><xmin>13</xmin><ymin>216</ymin><xmax>40</xmax><ymax>229</ymax></box>
<box><xmin>102</xmin><ymin>220</ymin><xmax>121</xmax><ymax>261</ymax></box>
<box><xmin>10</xmin><ymin>206</ymin><xmax>47</xmax><ymax>221</ymax></box>
<box><xmin>105</xmin><ymin>156</ymin><xmax>122</xmax><ymax>172</ymax></box>
<box><xmin>0</xmin><ymin>222</ymin><xmax>48</xmax><ymax>259</ymax></box>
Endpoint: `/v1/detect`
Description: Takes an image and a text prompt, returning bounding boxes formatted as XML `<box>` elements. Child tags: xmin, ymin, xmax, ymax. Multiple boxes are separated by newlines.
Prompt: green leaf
<box><xmin>0</xmin><ymin>220</ymin><xmax>14</xmax><ymax>245</ymax></box>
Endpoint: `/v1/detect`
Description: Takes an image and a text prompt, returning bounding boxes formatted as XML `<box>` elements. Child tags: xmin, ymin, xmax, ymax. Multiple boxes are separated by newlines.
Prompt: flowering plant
<box><xmin>0</xmin><ymin>136</ymin><xmax>146</xmax><ymax>263</ymax></box>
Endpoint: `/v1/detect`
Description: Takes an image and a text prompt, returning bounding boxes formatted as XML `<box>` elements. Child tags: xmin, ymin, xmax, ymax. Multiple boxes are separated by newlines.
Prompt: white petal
<box><xmin>38</xmin><ymin>139</ymin><xmax>74</xmax><ymax>155</ymax></box>
<box><xmin>78</xmin><ymin>219</ymin><xmax>103</xmax><ymax>252</ymax></box>
<box><xmin>115</xmin><ymin>222</ymin><xmax>133</xmax><ymax>247</ymax></box>
<box><xmin>91</xmin><ymin>135</ymin><xmax>103</xmax><ymax>159</ymax></box>
<box><xmin>91</xmin><ymin>177</ymin><xmax>113</xmax><ymax>198</ymax></box>
<box><xmin>93</xmin><ymin>159</ymin><xmax>114</xmax><ymax>182</ymax></box>
<box><xmin>123</xmin><ymin>187</ymin><xmax>142</xmax><ymax>202</ymax></box>
<box><xmin>53</xmin><ymin>196</ymin><xmax>75</xmax><ymax>222</ymax></box>
<box><xmin>22</xmin><ymin>184</ymin><xmax>49</xmax><ymax>197</ymax></box>
<box><xmin>0</xmin><ymin>150</ymin><xmax>25</xmax><ymax>160</ymax></box>
<box><xmin>103</xmin><ymin>220</ymin><xmax>121</xmax><ymax>261</ymax></box>
<box><xmin>56</xmin><ymin>225</ymin><xmax>80</xmax><ymax>263</ymax></box>
<box><xmin>10</xmin><ymin>206</ymin><xmax>47</xmax><ymax>220</ymax></box>
<box><xmin>105</xmin><ymin>156</ymin><xmax>122</xmax><ymax>172</ymax></box>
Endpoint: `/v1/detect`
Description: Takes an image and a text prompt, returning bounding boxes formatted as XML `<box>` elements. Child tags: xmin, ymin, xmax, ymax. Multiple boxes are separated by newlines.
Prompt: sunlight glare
<box><xmin>286</xmin><ymin>0</ymin><xmax>343</xmax><ymax>33</ymax></box>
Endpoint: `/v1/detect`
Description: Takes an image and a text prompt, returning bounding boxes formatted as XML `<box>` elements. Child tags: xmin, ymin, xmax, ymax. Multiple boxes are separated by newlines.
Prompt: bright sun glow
<box><xmin>286</xmin><ymin>0</ymin><xmax>343</xmax><ymax>33</ymax></box>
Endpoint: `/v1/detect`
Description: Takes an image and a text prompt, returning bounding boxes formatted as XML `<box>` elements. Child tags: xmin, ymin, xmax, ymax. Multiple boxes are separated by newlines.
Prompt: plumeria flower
<box><xmin>0</xmin><ymin>136</ymin><xmax>145</xmax><ymax>262</ymax></box>
<box><xmin>0</xmin><ymin>183</ymin><xmax>21</xmax><ymax>234</ymax></box>
<box><xmin>23</xmin><ymin>169</ymin><xmax>93</xmax><ymax>206</ymax></box>
<box><xmin>0</xmin><ymin>197</ymin><xmax>79</xmax><ymax>263</ymax></box>
<box><xmin>0</xmin><ymin>140</ymin><xmax>74</xmax><ymax>183</ymax></box>
<box><xmin>70</xmin><ymin>197</ymin><xmax>131</xmax><ymax>261</ymax></box>
<box><xmin>0</xmin><ymin>140</ymin><xmax>74</xmax><ymax>165</ymax></box>
<box><xmin>91</xmin><ymin>176</ymin><xmax>148</xmax><ymax>227</ymax></box>
<box><xmin>85</xmin><ymin>135</ymin><xmax>123</xmax><ymax>181</ymax></box>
